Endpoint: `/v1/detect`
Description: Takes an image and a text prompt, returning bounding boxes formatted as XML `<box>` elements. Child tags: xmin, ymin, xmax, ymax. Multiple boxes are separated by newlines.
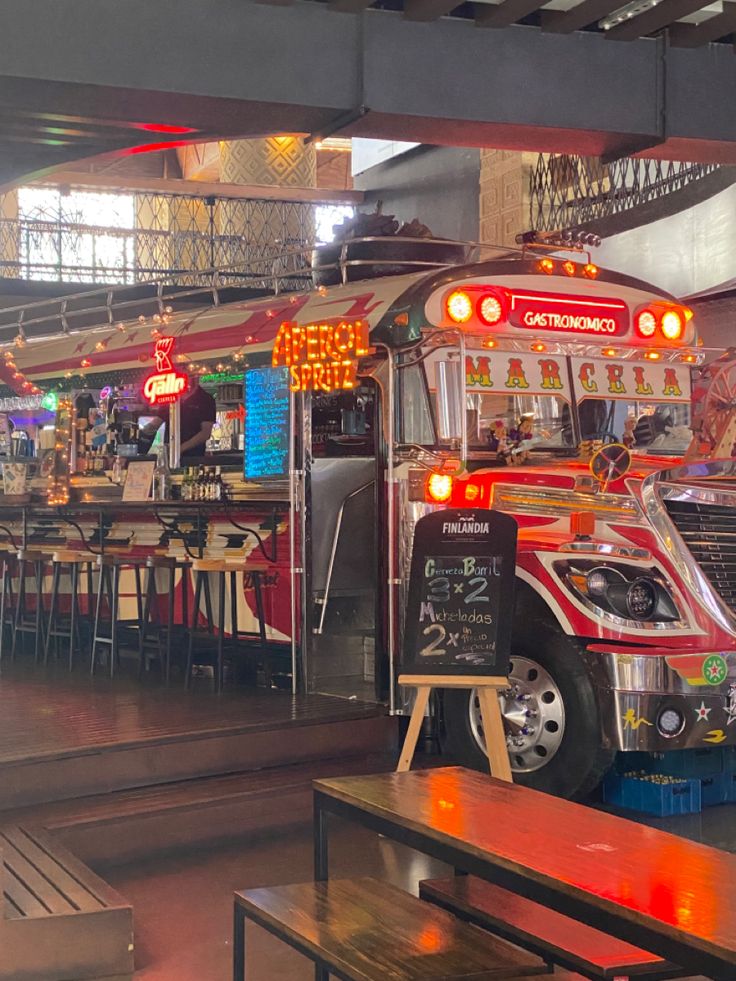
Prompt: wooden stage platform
<box><xmin>0</xmin><ymin>665</ymin><xmax>396</xmax><ymax>981</ymax></box>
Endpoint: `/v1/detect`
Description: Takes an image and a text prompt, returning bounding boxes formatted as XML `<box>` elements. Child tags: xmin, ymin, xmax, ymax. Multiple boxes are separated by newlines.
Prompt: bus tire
<box><xmin>442</xmin><ymin>630</ymin><xmax>614</xmax><ymax>800</ymax></box>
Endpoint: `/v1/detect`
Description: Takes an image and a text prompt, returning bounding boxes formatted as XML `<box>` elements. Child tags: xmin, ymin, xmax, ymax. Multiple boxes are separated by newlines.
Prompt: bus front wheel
<box><xmin>442</xmin><ymin>631</ymin><xmax>614</xmax><ymax>800</ymax></box>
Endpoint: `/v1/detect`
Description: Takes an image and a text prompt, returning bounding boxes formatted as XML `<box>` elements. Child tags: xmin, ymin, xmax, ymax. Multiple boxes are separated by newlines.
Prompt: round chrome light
<box><xmin>626</xmin><ymin>578</ymin><xmax>657</xmax><ymax>620</ymax></box>
<box><xmin>657</xmin><ymin>707</ymin><xmax>685</xmax><ymax>738</ymax></box>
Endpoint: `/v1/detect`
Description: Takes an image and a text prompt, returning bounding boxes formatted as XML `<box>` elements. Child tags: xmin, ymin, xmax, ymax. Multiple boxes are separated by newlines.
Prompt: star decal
<box><xmin>694</xmin><ymin>701</ymin><xmax>711</xmax><ymax>722</ymax></box>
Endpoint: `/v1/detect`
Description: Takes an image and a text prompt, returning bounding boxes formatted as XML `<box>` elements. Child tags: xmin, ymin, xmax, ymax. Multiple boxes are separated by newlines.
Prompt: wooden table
<box><xmin>313</xmin><ymin>767</ymin><xmax>736</xmax><ymax>981</ymax></box>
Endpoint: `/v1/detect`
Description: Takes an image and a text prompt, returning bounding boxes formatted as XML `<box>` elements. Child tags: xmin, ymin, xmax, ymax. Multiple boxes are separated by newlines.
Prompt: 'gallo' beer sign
<box><xmin>272</xmin><ymin>319</ymin><xmax>373</xmax><ymax>393</ymax></box>
<box><xmin>143</xmin><ymin>337</ymin><xmax>189</xmax><ymax>405</ymax></box>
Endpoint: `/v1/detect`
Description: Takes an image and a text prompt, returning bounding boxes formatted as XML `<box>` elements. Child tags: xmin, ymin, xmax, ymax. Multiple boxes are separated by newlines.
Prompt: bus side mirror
<box><xmin>435</xmin><ymin>361</ymin><xmax>463</xmax><ymax>442</ymax></box>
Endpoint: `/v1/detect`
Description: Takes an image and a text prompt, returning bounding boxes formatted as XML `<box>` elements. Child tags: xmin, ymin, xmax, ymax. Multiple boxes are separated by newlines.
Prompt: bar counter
<box><xmin>0</xmin><ymin>490</ymin><xmax>293</xmax><ymax>645</ymax></box>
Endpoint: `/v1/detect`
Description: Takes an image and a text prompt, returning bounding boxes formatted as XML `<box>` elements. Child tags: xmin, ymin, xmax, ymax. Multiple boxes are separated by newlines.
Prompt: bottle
<box><xmin>154</xmin><ymin>444</ymin><xmax>171</xmax><ymax>500</ymax></box>
<box><xmin>215</xmin><ymin>466</ymin><xmax>224</xmax><ymax>502</ymax></box>
<box><xmin>111</xmin><ymin>456</ymin><xmax>123</xmax><ymax>485</ymax></box>
<box><xmin>181</xmin><ymin>468</ymin><xmax>191</xmax><ymax>502</ymax></box>
<box><xmin>197</xmin><ymin>465</ymin><xmax>206</xmax><ymax>502</ymax></box>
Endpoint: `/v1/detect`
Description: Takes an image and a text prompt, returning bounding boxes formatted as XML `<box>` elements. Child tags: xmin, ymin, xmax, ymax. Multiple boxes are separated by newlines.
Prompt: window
<box><xmin>17</xmin><ymin>187</ymin><xmax>136</xmax><ymax>283</ymax></box>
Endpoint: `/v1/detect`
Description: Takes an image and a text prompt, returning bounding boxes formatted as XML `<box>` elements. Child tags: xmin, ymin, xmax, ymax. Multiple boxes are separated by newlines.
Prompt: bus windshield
<box><xmin>578</xmin><ymin>397</ymin><xmax>692</xmax><ymax>456</ymax></box>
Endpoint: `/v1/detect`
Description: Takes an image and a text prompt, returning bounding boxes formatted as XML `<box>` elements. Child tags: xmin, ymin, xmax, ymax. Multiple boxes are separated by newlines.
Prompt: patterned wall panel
<box><xmin>219</xmin><ymin>137</ymin><xmax>316</xmax><ymax>189</ymax></box>
<box><xmin>479</xmin><ymin>149</ymin><xmax>533</xmax><ymax>248</ymax></box>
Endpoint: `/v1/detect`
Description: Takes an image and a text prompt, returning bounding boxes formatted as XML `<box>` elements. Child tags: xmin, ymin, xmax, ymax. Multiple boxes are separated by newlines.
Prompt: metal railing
<box><xmin>528</xmin><ymin>154</ymin><xmax>722</xmax><ymax>233</ymax></box>
<box><xmin>0</xmin><ymin>187</ymin><xmax>354</xmax><ymax>286</ymax></box>
<box><xmin>0</xmin><ymin>236</ymin><xmax>509</xmax><ymax>343</ymax></box>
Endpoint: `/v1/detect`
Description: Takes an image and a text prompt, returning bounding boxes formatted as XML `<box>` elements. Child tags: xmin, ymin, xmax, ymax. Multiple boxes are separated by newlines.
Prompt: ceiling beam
<box><xmin>542</xmin><ymin>0</ymin><xmax>626</xmax><ymax>32</ymax></box>
<box><xmin>476</xmin><ymin>0</ymin><xmax>548</xmax><ymax>28</ymax></box>
<box><xmin>328</xmin><ymin>0</ymin><xmax>374</xmax><ymax>10</ymax></box>
<box><xmin>403</xmin><ymin>0</ymin><xmax>461</xmax><ymax>20</ymax></box>
<box><xmin>667</xmin><ymin>0</ymin><xmax>736</xmax><ymax>43</ymax></box>
<box><xmin>605</xmin><ymin>0</ymin><xmax>712</xmax><ymax>39</ymax></box>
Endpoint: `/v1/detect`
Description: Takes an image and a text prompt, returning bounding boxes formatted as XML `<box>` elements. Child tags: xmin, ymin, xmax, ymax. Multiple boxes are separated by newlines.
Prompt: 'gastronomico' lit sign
<box><xmin>272</xmin><ymin>319</ymin><xmax>372</xmax><ymax>392</ymax></box>
<box><xmin>143</xmin><ymin>337</ymin><xmax>190</xmax><ymax>405</ymax></box>
<box><xmin>508</xmin><ymin>290</ymin><xmax>629</xmax><ymax>336</ymax></box>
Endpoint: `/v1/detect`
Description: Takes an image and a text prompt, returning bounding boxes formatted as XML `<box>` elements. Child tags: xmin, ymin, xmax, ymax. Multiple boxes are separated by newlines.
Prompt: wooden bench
<box><xmin>420</xmin><ymin>877</ymin><xmax>685</xmax><ymax>981</ymax></box>
<box><xmin>1</xmin><ymin>825</ymin><xmax>133</xmax><ymax>981</ymax></box>
<box><xmin>233</xmin><ymin>876</ymin><xmax>549</xmax><ymax>980</ymax></box>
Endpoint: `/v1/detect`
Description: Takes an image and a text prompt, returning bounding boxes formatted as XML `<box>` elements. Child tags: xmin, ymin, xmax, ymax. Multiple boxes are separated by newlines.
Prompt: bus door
<box><xmin>306</xmin><ymin>381</ymin><xmax>380</xmax><ymax>701</ymax></box>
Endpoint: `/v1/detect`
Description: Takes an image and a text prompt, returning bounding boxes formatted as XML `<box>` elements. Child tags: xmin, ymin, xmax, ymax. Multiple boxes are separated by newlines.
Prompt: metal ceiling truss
<box><xmin>254</xmin><ymin>0</ymin><xmax>736</xmax><ymax>45</ymax></box>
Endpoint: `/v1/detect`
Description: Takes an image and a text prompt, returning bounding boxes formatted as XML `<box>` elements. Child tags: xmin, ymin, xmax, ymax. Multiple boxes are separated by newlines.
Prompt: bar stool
<box><xmin>185</xmin><ymin>558</ymin><xmax>239</xmax><ymax>693</ymax></box>
<box><xmin>138</xmin><ymin>555</ymin><xmax>192</xmax><ymax>684</ymax></box>
<box><xmin>90</xmin><ymin>553</ymin><xmax>145</xmax><ymax>678</ymax></box>
<box><xmin>230</xmin><ymin>557</ymin><xmax>272</xmax><ymax>688</ymax></box>
<box><xmin>12</xmin><ymin>549</ymin><xmax>53</xmax><ymax>662</ymax></box>
<box><xmin>44</xmin><ymin>550</ymin><xmax>97</xmax><ymax>670</ymax></box>
<box><xmin>0</xmin><ymin>544</ymin><xmax>17</xmax><ymax>667</ymax></box>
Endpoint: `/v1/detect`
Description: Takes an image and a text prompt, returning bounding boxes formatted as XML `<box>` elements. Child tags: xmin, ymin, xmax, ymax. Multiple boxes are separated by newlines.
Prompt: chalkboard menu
<box><xmin>244</xmin><ymin>366</ymin><xmax>290</xmax><ymax>480</ymax></box>
<box><xmin>403</xmin><ymin>509</ymin><xmax>517</xmax><ymax>677</ymax></box>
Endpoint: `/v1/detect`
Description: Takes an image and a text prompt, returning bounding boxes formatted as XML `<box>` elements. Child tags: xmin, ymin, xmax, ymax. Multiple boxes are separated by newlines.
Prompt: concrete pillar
<box><xmin>479</xmin><ymin>150</ymin><xmax>534</xmax><ymax>248</ymax></box>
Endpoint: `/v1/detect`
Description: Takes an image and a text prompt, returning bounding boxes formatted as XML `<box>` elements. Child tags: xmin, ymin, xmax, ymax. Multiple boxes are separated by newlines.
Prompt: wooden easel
<box><xmin>397</xmin><ymin>674</ymin><xmax>512</xmax><ymax>782</ymax></box>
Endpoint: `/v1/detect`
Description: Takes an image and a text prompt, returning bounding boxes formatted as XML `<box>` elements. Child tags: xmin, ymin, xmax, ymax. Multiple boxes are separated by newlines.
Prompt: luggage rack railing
<box><xmin>0</xmin><ymin>237</ymin><xmax>522</xmax><ymax>345</ymax></box>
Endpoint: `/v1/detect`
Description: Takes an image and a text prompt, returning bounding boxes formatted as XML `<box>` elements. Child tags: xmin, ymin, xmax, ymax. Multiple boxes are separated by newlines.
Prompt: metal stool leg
<box><xmin>0</xmin><ymin>556</ymin><xmax>12</xmax><ymax>668</ymax></box>
<box><xmin>216</xmin><ymin>570</ymin><xmax>226</xmax><ymax>693</ymax></box>
<box><xmin>91</xmin><ymin>563</ymin><xmax>110</xmax><ymax>676</ymax></box>
<box><xmin>185</xmin><ymin>571</ymin><xmax>204</xmax><ymax>688</ymax></box>
<box><xmin>69</xmin><ymin>562</ymin><xmax>81</xmax><ymax>671</ymax></box>
<box><xmin>33</xmin><ymin>559</ymin><xmax>45</xmax><ymax>664</ymax></box>
<box><xmin>165</xmin><ymin>566</ymin><xmax>175</xmax><ymax>685</ymax></box>
<box><xmin>12</xmin><ymin>559</ymin><xmax>27</xmax><ymax>660</ymax></box>
<box><xmin>44</xmin><ymin>562</ymin><xmax>62</xmax><ymax>665</ymax></box>
<box><xmin>110</xmin><ymin>564</ymin><xmax>121</xmax><ymax>679</ymax></box>
<box><xmin>138</xmin><ymin>567</ymin><xmax>155</xmax><ymax>678</ymax></box>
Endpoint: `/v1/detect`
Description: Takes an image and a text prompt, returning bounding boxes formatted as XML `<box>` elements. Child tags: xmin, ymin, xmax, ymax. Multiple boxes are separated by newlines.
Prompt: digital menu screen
<box><xmin>244</xmin><ymin>366</ymin><xmax>290</xmax><ymax>481</ymax></box>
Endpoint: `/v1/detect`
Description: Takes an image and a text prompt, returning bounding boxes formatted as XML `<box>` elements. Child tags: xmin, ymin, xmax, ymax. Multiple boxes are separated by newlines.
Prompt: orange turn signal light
<box><xmin>426</xmin><ymin>472</ymin><xmax>453</xmax><ymax>503</ymax></box>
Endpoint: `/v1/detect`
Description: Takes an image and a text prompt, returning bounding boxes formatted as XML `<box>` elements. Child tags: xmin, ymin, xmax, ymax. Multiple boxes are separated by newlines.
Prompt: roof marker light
<box><xmin>562</xmin><ymin>260</ymin><xmax>577</xmax><ymax>277</ymax></box>
<box><xmin>531</xmin><ymin>341</ymin><xmax>547</xmax><ymax>353</ymax></box>
<box><xmin>478</xmin><ymin>293</ymin><xmax>504</xmax><ymax>326</ymax></box>
<box><xmin>681</xmin><ymin>353</ymin><xmax>698</xmax><ymax>363</ymax></box>
<box><xmin>636</xmin><ymin>309</ymin><xmax>657</xmax><ymax>338</ymax></box>
<box><xmin>583</xmin><ymin>263</ymin><xmax>599</xmax><ymax>279</ymax></box>
<box><xmin>602</xmin><ymin>347</ymin><xmax>617</xmax><ymax>357</ymax></box>
<box><xmin>661</xmin><ymin>309</ymin><xmax>684</xmax><ymax>341</ymax></box>
<box><xmin>645</xmin><ymin>351</ymin><xmax>661</xmax><ymax>361</ymax></box>
<box><xmin>446</xmin><ymin>290</ymin><xmax>473</xmax><ymax>324</ymax></box>
<box><xmin>482</xmin><ymin>337</ymin><xmax>497</xmax><ymax>349</ymax></box>
<box><xmin>538</xmin><ymin>258</ymin><xmax>555</xmax><ymax>275</ymax></box>
<box><xmin>426</xmin><ymin>472</ymin><xmax>453</xmax><ymax>503</ymax></box>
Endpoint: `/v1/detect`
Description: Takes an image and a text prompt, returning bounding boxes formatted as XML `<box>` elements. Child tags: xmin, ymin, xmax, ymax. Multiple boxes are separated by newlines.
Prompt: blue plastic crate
<box><xmin>603</xmin><ymin>772</ymin><xmax>701</xmax><ymax>817</ymax></box>
<box><xmin>724</xmin><ymin>772</ymin><xmax>736</xmax><ymax>802</ymax></box>
<box><xmin>617</xmin><ymin>748</ymin><xmax>724</xmax><ymax>778</ymax></box>
<box><xmin>700</xmin><ymin>772</ymin><xmax>731</xmax><ymax>807</ymax></box>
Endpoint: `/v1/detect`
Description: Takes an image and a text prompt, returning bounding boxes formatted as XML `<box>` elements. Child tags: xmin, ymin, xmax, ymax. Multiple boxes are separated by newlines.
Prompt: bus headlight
<box><xmin>558</xmin><ymin>561</ymin><xmax>681</xmax><ymax>624</ymax></box>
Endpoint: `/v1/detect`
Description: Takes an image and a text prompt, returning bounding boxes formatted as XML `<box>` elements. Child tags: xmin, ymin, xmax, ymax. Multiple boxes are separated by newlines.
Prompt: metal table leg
<box><xmin>233</xmin><ymin>902</ymin><xmax>245</xmax><ymax>981</ymax></box>
<box><xmin>314</xmin><ymin>796</ymin><xmax>328</xmax><ymax>882</ymax></box>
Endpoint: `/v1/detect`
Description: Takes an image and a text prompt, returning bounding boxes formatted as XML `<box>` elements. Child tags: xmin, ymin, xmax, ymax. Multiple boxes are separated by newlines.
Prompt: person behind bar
<box><xmin>139</xmin><ymin>377</ymin><xmax>217</xmax><ymax>458</ymax></box>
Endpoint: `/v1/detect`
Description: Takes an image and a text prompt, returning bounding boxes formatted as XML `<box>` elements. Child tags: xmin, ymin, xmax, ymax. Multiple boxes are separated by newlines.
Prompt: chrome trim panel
<box><xmin>640</xmin><ymin>461</ymin><xmax>736</xmax><ymax>638</ymax></box>
<box><xmin>492</xmin><ymin>483</ymin><xmax>641</xmax><ymax>523</ymax></box>
<box><xmin>559</xmin><ymin>542</ymin><xmax>651</xmax><ymax>559</ymax></box>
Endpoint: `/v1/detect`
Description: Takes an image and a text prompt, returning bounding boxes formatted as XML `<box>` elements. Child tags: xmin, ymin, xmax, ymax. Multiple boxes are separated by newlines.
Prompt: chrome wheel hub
<box><xmin>468</xmin><ymin>655</ymin><xmax>565</xmax><ymax>773</ymax></box>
